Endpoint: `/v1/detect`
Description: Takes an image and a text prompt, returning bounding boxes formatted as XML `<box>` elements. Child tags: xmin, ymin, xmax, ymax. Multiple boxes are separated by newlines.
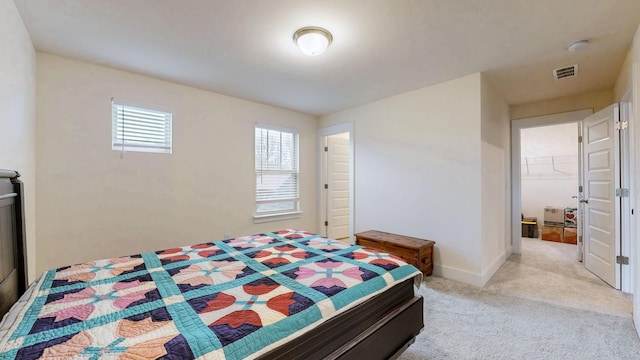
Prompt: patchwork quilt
<box><xmin>0</xmin><ymin>230</ymin><xmax>420</xmax><ymax>359</ymax></box>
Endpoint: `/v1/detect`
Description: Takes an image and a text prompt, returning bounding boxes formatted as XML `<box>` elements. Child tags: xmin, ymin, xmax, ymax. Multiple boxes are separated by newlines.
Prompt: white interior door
<box><xmin>582</xmin><ymin>104</ymin><xmax>620</xmax><ymax>288</ymax></box>
<box><xmin>326</xmin><ymin>134</ymin><xmax>350</xmax><ymax>240</ymax></box>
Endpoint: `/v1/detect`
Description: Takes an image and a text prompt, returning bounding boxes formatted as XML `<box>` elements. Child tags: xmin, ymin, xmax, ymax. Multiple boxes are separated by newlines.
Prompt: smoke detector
<box><xmin>553</xmin><ymin>64</ymin><xmax>578</xmax><ymax>80</ymax></box>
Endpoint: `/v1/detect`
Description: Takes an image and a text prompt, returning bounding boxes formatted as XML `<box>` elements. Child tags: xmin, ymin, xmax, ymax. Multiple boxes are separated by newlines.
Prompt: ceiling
<box><xmin>13</xmin><ymin>0</ymin><xmax>640</xmax><ymax>116</ymax></box>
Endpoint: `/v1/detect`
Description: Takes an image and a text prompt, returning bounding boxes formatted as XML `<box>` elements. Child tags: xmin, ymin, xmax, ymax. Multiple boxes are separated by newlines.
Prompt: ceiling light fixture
<box><xmin>567</xmin><ymin>39</ymin><xmax>589</xmax><ymax>52</ymax></box>
<box><xmin>293</xmin><ymin>26</ymin><xmax>333</xmax><ymax>56</ymax></box>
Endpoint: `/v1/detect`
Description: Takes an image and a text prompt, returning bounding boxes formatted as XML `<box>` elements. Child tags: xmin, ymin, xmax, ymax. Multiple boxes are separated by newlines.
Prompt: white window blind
<box><xmin>255</xmin><ymin>125</ymin><xmax>299</xmax><ymax>215</ymax></box>
<box><xmin>112</xmin><ymin>99</ymin><xmax>172</xmax><ymax>153</ymax></box>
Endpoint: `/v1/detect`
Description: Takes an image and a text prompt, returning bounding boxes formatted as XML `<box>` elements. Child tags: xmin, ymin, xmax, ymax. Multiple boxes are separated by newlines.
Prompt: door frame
<box><xmin>620</xmin><ymin>91</ymin><xmax>633</xmax><ymax>292</ymax></box>
<box><xmin>318</xmin><ymin>122</ymin><xmax>355</xmax><ymax>243</ymax></box>
<box><xmin>510</xmin><ymin>109</ymin><xmax>593</xmax><ymax>254</ymax></box>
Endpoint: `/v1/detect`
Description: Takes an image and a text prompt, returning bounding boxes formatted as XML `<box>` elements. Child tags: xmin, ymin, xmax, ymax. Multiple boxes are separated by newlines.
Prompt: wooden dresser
<box><xmin>354</xmin><ymin>230</ymin><xmax>435</xmax><ymax>276</ymax></box>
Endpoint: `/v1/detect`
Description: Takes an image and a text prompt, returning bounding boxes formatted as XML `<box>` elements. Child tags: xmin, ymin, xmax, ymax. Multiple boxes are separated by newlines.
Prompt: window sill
<box><xmin>253</xmin><ymin>211</ymin><xmax>302</xmax><ymax>224</ymax></box>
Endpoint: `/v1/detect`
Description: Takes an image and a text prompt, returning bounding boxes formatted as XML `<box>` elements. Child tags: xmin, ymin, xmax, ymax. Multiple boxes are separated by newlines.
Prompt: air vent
<box><xmin>553</xmin><ymin>64</ymin><xmax>578</xmax><ymax>80</ymax></box>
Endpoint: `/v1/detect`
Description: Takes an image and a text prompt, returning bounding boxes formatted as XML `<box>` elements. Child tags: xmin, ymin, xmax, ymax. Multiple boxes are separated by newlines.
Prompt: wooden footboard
<box><xmin>0</xmin><ymin>170</ymin><xmax>27</xmax><ymax>319</ymax></box>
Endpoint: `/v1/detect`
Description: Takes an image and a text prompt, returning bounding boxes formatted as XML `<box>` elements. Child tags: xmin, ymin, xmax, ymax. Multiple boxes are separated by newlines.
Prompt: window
<box><xmin>255</xmin><ymin>125</ymin><xmax>300</xmax><ymax>217</ymax></box>
<box><xmin>112</xmin><ymin>98</ymin><xmax>172</xmax><ymax>153</ymax></box>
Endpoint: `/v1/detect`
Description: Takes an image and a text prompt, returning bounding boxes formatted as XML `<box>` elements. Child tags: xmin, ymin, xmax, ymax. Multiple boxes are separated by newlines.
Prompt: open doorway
<box><xmin>324</xmin><ymin>132</ymin><xmax>350</xmax><ymax>241</ymax></box>
<box><xmin>511</xmin><ymin>109</ymin><xmax>593</xmax><ymax>254</ymax></box>
<box><xmin>319</xmin><ymin>123</ymin><xmax>354</xmax><ymax>243</ymax></box>
<box><xmin>520</xmin><ymin>122</ymin><xmax>580</xmax><ymax>258</ymax></box>
<box><xmin>511</xmin><ymin>107</ymin><xmax>633</xmax><ymax>292</ymax></box>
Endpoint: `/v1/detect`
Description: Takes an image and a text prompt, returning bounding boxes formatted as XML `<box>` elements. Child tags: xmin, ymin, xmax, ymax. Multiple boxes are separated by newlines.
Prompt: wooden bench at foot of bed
<box><xmin>355</xmin><ymin>230</ymin><xmax>435</xmax><ymax>276</ymax></box>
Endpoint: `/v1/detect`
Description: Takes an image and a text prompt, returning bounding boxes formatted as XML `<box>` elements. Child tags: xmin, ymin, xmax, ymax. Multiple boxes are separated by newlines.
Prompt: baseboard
<box><xmin>432</xmin><ymin>264</ymin><xmax>485</xmax><ymax>287</ymax></box>
<box><xmin>479</xmin><ymin>252</ymin><xmax>507</xmax><ymax>286</ymax></box>
<box><xmin>432</xmin><ymin>251</ymin><xmax>507</xmax><ymax>288</ymax></box>
<box><xmin>506</xmin><ymin>244</ymin><xmax>513</xmax><ymax>258</ymax></box>
<box><xmin>634</xmin><ymin>309</ymin><xmax>640</xmax><ymax>339</ymax></box>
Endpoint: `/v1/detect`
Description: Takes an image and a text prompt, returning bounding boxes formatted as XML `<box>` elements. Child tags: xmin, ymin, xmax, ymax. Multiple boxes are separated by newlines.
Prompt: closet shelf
<box><xmin>521</xmin><ymin>155</ymin><xmax>577</xmax><ymax>178</ymax></box>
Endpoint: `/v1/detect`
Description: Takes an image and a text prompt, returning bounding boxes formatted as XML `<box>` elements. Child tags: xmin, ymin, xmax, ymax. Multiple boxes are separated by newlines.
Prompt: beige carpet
<box><xmin>398</xmin><ymin>237</ymin><xmax>639</xmax><ymax>359</ymax></box>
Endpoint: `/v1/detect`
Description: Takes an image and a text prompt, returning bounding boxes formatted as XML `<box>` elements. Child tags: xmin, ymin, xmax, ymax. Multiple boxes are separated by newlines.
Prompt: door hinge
<box><xmin>616</xmin><ymin>255</ymin><xmax>629</xmax><ymax>265</ymax></box>
<box><xmin>616</xmin><ymin>188</ymin><xmax>630</xmax><ymax>197</ymax></box>
<box><xmin>324</xmin><ymin>221</ymin><xmax>328</xmax><ymax>226</ymax></box>
<box><xmin>578</xmin><ymin>135</ymin><xmax>583</xmax><ymax>143</ymax></box>
<box><xmin>324</xmin><ymin>184</ymin><xmax>328</xmax><ymax>189</ymax></box>
<box><xmin>615</xmin><ymin>121</ymin><xmax>629</xmax><ymax>131</ymax></box>
<box><xmin>324</xmin><ymin>146</ymin><xmax>328</xmax><ymax>152</ymax></box>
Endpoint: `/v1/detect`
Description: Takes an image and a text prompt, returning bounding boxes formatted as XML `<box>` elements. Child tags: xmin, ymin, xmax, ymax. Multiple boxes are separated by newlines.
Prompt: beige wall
<box><xmin>321</xmin><ymin>73</ymin><xmax>491</xmax><ymax>285</ymax></box>
<box><xmin>614</xmin><ymin>24</ymin><xmax>640</xmax><ymax>336</ymax></box>
<box><xmin>0</xmin><ymin>0</ymin><xmax>37</xmax><ymax>281</ymax></box>
<box><xmin>510</xmin><ymin>89</ymin><xmax>613</xmax><ymax>120</ymax></box>
<box><xmin>633</xmin><ymin>26</ymin><xmax>640</xmax><ymax>336</ymax></box>
<box><xmin>615</xmin><ymin>25</ymin><xmax>640</xmax><ymax>102</ymax></box>
<box><xmin>480</xmin><ymin>74</ymin><xmax>511</xmax><ymax>278</ymax></box>
<box><xmin>35</xmin><ymin>53</ymin><xmax>318</xmax><ymax>274</ymax></box>
<box><xmin>615</xmin><ymin>48</ymin><xmax>633</xmax><ymax>101</ymax></box>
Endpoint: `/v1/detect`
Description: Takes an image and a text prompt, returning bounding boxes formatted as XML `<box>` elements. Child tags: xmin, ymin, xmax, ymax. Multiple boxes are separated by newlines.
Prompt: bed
<box><xmin>0</xmin><ymin>170</ymin><xmax>424</xmax><ymax>359</ymax></box>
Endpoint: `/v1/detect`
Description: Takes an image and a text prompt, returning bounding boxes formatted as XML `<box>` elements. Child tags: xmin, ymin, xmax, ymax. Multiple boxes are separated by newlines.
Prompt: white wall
<box><xmin>35</xmin><ymin>53</ymin><xmax>318</xmax><ymax>274</ymax></box>
<box><xmin>633</xmin><ymin>28</ymin><xmax>640</xmax><ymax>340</ymax></box>
<box><xmin>520</xmin><ymin>123</ymin><xmax>579</xmax><ymax>228</ymax></box>
<box><xmin>480</xmin><ymin>75</ymin><xmax>511</xmax><ymax>279</ymax></box>
<box><xmin>320</xmin><ymin>74</ymin><xmax>486</xmax><ymax>284</ymax></box>
<box><xmin>0</xmin><ymin>0</ymin><xmax>36</xmax><ymax>281</ymax></box>
<box><xmin>614</xmin><ymin>23</ymin><xmax>640</xmax><ymax>338</ymax></box>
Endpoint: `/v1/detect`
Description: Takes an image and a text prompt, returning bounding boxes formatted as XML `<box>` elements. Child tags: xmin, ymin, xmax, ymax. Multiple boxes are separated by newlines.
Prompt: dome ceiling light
<box><xmin>293</xmin><ymin>26</ymin><xmax>333</xmax><ymax>56</ymax></box>
<box><xmin>567</xmin><ymin>39</ymin><xmax>589</xmax><ymax>52</ymax></box>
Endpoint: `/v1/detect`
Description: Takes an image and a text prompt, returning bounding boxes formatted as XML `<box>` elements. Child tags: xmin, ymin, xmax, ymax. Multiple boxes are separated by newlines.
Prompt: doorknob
<box><xmin>579</xmin><ymin>199</ymin><xmax>589</xmax><ymax>204</ymax></box>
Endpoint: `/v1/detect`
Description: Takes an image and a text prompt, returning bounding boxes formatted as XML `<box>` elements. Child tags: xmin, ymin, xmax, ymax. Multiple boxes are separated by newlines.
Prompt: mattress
<box><xmin>0</xmin><ymin>229</ymin><xmax>421</xmax><ymax>359</ymax></box>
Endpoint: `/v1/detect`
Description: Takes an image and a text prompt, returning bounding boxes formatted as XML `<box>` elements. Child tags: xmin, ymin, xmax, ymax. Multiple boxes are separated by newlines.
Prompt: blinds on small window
<box><xmin>255</xmin><ymin>125</ymin><xmax>299</xmax><ymax>215</ymax></box>
<box><xmin>112</xmin><ymin>99</ymin><xmax>172</xmax><ymax>153</ymax></box>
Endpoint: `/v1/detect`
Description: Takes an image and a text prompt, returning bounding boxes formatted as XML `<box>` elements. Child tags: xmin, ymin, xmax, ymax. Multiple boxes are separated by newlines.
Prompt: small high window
<box><xmin>112</xmin><ymin>98</ymin><xmax>172</xmax><ymax>153</ymax></box>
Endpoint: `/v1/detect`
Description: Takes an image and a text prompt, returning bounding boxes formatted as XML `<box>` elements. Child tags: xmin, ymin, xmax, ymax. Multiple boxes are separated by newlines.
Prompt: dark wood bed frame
<box><xmin>0</xmin><ymin>170</ymin><xmax>28</xmax><ymax>319</ymax></box>
<box><xmin>0</xmin><ymin>169</ymin><xmax>423</xmax><ymax>359</ymax></box>
<box><xmin>260</xmin><ymin>278</ymin><xmax>424</xmax><ymax>360</ymax></box>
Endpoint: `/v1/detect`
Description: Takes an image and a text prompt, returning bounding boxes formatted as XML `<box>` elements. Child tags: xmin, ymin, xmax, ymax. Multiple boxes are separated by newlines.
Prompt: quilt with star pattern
<box><xmin>0</xmin><ymin>229</ymin><xmax>421</xmax><ymax>359</ymax></box>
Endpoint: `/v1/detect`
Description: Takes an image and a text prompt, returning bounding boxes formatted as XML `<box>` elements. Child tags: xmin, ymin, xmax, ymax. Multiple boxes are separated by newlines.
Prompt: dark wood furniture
<box><xmin>0</xmin><ymin>170</ymin><xmax>27</xmax><ymax>319</ymax></box>
<box><xmin>260</xmin><ymin>278</ymin><xmax>423</xmax><ymax>360</ymax></box>
<box><xmin>355</xmin><ymin>230</ymin><xmax>435</xmax><ymax>276</ymax></box>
